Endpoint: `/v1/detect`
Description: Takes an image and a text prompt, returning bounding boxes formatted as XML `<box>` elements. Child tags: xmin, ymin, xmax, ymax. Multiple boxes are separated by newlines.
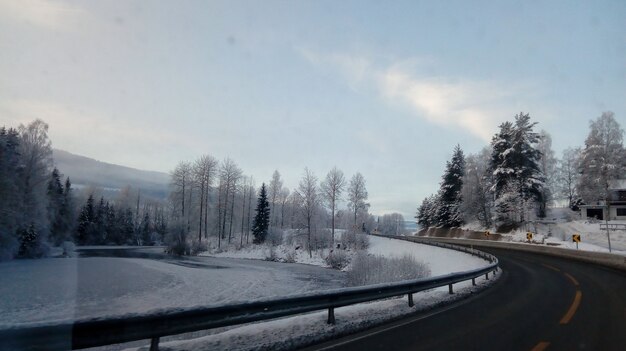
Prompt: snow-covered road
<box><xmin>0</xmin><ymin>248</ymin><xmax>345</xmax><ymax>327</ymax></box>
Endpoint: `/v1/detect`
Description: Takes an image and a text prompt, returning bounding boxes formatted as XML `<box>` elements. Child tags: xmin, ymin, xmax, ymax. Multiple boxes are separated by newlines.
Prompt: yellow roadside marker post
<box><xmin>484</xmin><ymin>231</ymin><xmax>490</xmax><ymax>238</ymax></box>
<box><xmin>572</xmin><ymin>234</ymin><xmax>581</xmax><ymax>249</ymax></box>
<box><xmin>526</xmin><ymin>232</ymin><xmax>533</xmax><ymax>243</ymax></box>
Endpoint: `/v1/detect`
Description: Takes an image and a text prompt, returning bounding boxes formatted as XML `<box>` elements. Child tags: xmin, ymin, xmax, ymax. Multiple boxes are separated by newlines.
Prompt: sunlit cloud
<box><xmin>0</xmin><ymin>0</ymin><xmax>88</xmax><ymax>30</ymax></box>
<box><xmin>299</xmin><ymin>49</ymin><xmax>525</xmax><ymax>142</ymax></box>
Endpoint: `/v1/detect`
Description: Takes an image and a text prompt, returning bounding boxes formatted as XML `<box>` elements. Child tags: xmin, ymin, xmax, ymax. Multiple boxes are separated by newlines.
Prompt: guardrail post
<box><xmin>448</xmin><ymin>284</ymin><xmax>453</xmax><ymax>294</ymax></box>
<box><xmin>408</xmin><ymin>293</ymin><xmax>414</xmax><ymax>307</ymax></box>
<box><xmin>328</xmin><ymin>307</ymin><xmax>336</xmax><ymax>324</ymax></box>
<box><xmin>485</xmin><ymin>273</ymin><xmax>489</xmax><ymax>280</ymax></box>
<box><xmin>150</xmin><ymin>337</ymin><xmax>159</xmax><ymax>351</ymax></box>
<box><xmin>492</xmin><ymin>270</ymin><xmax>496</xmax><ymax>277</ymax></box>
<box><xmin>472</xmin><ymin>278</ymin><xmax>476</xmax><ymax>286</ymax></box>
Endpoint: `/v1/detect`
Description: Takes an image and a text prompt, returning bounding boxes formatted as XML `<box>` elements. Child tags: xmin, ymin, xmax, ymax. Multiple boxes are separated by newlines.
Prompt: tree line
<box><xmin>167</xmin><ymin>156</ymin><xmax>374</xmax><ymax>256</ymax></box>
<box><xmin>417</xmin><ymin>111</ymin><xmax>626</xmax><ymax>231</ymax></box>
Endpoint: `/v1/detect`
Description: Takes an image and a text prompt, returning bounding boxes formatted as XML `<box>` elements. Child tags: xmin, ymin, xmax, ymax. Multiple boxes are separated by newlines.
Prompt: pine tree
<box><xmin>490</xmin><ymin>113</ymin><xmax>544</xmax><ymax>226</ymax></box>
<box><xmin>75</xmin><ymin>194</ymin><xmax>95</xmax><ymax>244</ymax></box>
<box><xmin>435</xmin><ymin>145</ymin><xmax>465</xmax><ymax>227</ymax></box>
<box><xmin>47</xmin><ymin>168</ymin><xmax>65</xmax><ymax>244</ymax></box>
<box><xmin>252</xmin><ymin>183</ymin><xmax>270</xmax><ymax>244</ymax></box>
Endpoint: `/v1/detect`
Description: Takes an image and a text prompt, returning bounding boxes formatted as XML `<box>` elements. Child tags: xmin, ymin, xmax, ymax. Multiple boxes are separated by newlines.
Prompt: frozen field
<box><xmin>0</xmin><ymin>247</ymin><xmax>345</xmax><ymax>328</ymax></box>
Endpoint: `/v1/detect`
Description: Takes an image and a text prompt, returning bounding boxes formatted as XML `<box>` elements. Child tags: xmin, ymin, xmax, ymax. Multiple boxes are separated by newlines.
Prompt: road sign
<box><xmin>526</xmin><ymin>232</ymin><xmax>533</xmax><ymax>241</ymax></box>
<box><xmin>484</xmin><ymin>231</ymin><xmax>490</xmax><ymax>237</ymax></box>
<box><xmin>572</xmin><ymin>234</ymin><xmax>581</xmax><ymax>249</ymax></box>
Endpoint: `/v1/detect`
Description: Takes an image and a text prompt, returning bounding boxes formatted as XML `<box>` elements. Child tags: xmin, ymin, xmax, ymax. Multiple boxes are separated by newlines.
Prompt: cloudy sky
<box><xmin>1</xmin><ymin>0</ymin><xmax>625</xmax><ymax>218</ymax></box>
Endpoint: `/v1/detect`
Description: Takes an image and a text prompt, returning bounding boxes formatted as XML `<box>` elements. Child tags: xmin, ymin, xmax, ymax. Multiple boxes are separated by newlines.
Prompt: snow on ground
<box><xmin>367</xmin><ymin>235</ymin><xmax>487</xmax><ymax>275</ymax></box>
<box><xmin>117</xmin><ymin>236</ymin><xmax>494</xmax><ymax>351</ymax></box>
<box><xmin>461</xmin><ymin>208</ymin><xmax>626</xmax><ymax>255</ymax></box>
<box><xmin>0</xmin><ymin>249</ymin><xmax>344</xmax><ymax>328</ymax></box>
<box><xmin>125</xmin><ymin>271</ymin><xmax>496</xmax><ymax>351</ymax></box>
<box><xmin>199</xmin><ymin>243</ymin><xmax>329</xmax><ymax>267</ymax></box>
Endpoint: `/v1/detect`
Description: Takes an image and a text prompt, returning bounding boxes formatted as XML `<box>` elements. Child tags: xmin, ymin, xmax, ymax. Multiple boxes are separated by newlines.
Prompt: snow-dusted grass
<box><xmin>120</xmin><ymin>235</ymin><xmax>494</xmax><ymax>351</ymax></box>
<box><xmin>126</xmin><ymin>271</ymin><xmax>497</xmax><ymax>351</ymax></box>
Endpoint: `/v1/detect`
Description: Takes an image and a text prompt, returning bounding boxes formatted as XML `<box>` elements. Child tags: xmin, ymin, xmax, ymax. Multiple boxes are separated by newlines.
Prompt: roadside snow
<box><xmin>367</xmin><ymin>235</ymin><xmax>487</xmax><ymax>275</ymax></box>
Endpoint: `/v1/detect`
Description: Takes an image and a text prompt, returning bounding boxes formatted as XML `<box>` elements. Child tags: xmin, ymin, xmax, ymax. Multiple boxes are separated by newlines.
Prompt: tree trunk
<box><xmin>228</xmin><ymin>187</ymin><xmax>236</xmax><ymax>244</ymax></box>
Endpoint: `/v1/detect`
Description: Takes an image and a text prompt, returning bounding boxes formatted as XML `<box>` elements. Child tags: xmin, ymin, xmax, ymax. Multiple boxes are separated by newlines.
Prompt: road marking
<box><xmin>531</xmin><ymin>341</ymin><xmax>550</xmax><ymax>351</ymax></box>
<box><xmin>563</xmin><ymin>272</ymin><xmax>579</xmax><ymax>287</ymax></box>
<box><xmin>560</xmin><ymin>290</ymin><xmax>582</xmax><ymax>324</ymax></box>
<box><xmin>541</xmin><ymin>263</ymin><xmax>560</xmax><ymax>272</ymax></box>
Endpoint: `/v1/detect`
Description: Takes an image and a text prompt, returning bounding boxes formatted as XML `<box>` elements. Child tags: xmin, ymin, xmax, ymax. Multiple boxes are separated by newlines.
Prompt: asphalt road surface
<box><xmin>304</xmin><ymin>247</ymin><xmax>626</xmax><ymax>351</ymax></box>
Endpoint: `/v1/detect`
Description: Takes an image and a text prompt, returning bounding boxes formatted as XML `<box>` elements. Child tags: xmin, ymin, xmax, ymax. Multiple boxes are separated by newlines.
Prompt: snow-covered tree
<box><xmin>577</xmin><ymin>111</ymin><xmax>626</xmax><ymax>205</ymax></box>
<box><xmin>435</xmin><ymin>145</ymin><xmax>465</xmax><ymax>227</ymax></box>
<box><xmin>460</xmin><ymin>147</ymin><xmax>493</xmax><ymax>228</ymax></box>
<box><xmin>320</xmin><ymin>167</ymin><xmax>346</xmax><ymax>237</ymax></box>
<box><xmin>347</xmin><ymin>173</ymin><xmax>369</xmax><ymax>229</ymax></box>
<box><xmin>558</xmin><ymin>147</ymin><xmax>582</xmax><ymax>209</ymax></box>
<box><xmin>252</xmin><ymin>183</ymin><xmax>270</xmax><ymax>244</ymax></box>
<box><xmin>295</xmin><ymin>168</ymin><xmax>319</xmax><ymax>258</ymax></box>
<box><xmin>490</xmin><ymin>113</ymin><xmax>544</xmax><ymax>226</ymax></box>
<box><xmin>268</xmin><ymin>170</ymin><xmax>283</xmax><ymax>228</ymax></box>
<box><xmin>536</xmin><ymin>130</ymin><xmax>557</xmax><ymax>217</ymax></box>
<box><xmin>416</xmin><ymin>195</ymin><xmax>439</xmax><ymax>228</ymax></box>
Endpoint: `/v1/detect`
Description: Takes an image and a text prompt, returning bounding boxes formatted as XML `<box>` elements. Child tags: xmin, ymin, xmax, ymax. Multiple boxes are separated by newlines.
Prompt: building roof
<box><xmin>608</xmin><ymin>179</ymin><xmax>626</xmax><ymax>190</ymax></box>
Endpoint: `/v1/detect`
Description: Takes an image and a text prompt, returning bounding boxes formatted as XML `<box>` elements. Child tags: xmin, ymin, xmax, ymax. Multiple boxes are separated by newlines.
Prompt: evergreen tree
<box><xmin>252</xmin><ymin>183</ymin><xmax>270</xmax><ymax>244</ymax></box>
<box><xmin>490</xmin><ymin>112</ymin><xmax>544</xmax><ymax>226</ymax></box>
<box><xmin>47</xmin><ymin>168</ymin><xmax>65</xmax><ymax>244</ymax></box>
<box><xmin>75</xmin><ymin>194</ymin><xmax>95</xmax><ymax>244</ymax></box>
<box><xmin>416</xmin><ymin>194</ymin><xmax>439</xmax><ymax>228</ymax></box>
<box><xmin>435</xmin><ymin>145</ymin><xmax>465</xmax><ymax>227</ymax></box>
<box><xmin>0</xmin><ymin>127</ymin><xmax>22</xmax><ymax>259</ymax></box>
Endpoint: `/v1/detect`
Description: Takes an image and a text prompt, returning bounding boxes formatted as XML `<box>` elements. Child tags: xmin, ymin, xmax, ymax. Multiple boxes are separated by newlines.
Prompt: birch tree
<box><xmin>320</xmin><ymin>167</ymin><xmax>345</xmax><ymax>237</ymax></box>
<box><xmin>347</xmin><ymin>173</ymin><xmax>368</xmax><ymax>229</ymax></box>
<box><xmin>296</xmin><ymin>168</ymin><xmax>319</xmax><ymax>258</ymax></box>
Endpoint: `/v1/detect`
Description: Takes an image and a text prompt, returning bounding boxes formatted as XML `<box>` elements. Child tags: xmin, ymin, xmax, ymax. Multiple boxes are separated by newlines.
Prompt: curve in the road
<box><xmin>303</xmin><ymin>247</ymin><xmax>626</xmax><ymax>351</ymax></box>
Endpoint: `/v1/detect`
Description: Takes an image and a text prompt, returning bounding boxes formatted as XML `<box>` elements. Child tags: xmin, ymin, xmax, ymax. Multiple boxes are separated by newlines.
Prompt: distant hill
<box><xmin>52</xmin><ymin>149</ymin><xmax>170</xmax><ymax>199</ymax></box>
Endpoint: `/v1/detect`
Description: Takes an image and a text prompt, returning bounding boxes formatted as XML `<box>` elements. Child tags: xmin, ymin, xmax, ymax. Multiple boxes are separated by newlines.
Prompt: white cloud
<box><xmin>299</xmin><ymin>49</ymin><xmax>525</xmax><ymax>142</ymax></box>
<box><xmin>0</xmin><ymin>0</ymin><xmax>88</xmax><ymax>30</ymax></box>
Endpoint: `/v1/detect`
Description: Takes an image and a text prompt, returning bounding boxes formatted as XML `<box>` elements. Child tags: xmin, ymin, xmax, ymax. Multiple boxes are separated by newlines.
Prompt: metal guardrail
<box><xmin>600</xmin><ymin>223</ymin><xmax>626</xmax><ymax>231</ymax></box>
<box><xmin>0</xmin><ymin>236</ymin><xmax>499</xmax><ymax>351</ymax></box>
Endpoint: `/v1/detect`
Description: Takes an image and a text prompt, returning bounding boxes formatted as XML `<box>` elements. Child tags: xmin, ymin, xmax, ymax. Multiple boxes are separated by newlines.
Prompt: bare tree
<box><xmin>278</xmin><ymin>187</ymin><xmax>290</xmax><ymax>229</ymax></box>
<box><xmin>320</xmin><ymin>167</ymin><xmax>346</xmax><ymax>237</ymax></box>
<box><xmin>218</xmin><ymin>158</ymin><xmax>242</xmax><ymax>246</ymax></box>
<box><xmin>347</xmin><ymin>172</ymin><xmax>369</xmax><ymax>229</ymax></box>
<box><xmin>558</xmin><ymin>147</ymin><xmax>581</xmax><ymax>208</ymax></box>
<box><xmin>295</xmin><ymin>168</ymin><xmax>319</xmax><ymax>258</ymax></box>
<box><xmin>193</xmin><ymin>155</ymin><xmax>218</xmax><ymax>242</ymax></box>
<box><xmin>17</xmin><ymin>119</ymin><xmax>53</xmax><ymax>231</ymax></box>
<box><xmin>169</xmin><ymin>161</ymin><xmax>193</xmax><ymax>222</ymax></box>
<box><xmin>268</xmin><ymin>170</ymin><xmax>283</xmax><ymax>228</ymax></box>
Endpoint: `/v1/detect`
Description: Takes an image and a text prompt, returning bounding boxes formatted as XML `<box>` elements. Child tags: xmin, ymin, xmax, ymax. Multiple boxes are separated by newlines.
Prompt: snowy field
<box><xmin>125</xmin><ymin>236</ymin><xmax>494</xmax><ymax>351</ymax></box>
<box><xmin>0</xmin><ymin>248</ymin><xmax>344</xmax><ymax>328</ymax></box>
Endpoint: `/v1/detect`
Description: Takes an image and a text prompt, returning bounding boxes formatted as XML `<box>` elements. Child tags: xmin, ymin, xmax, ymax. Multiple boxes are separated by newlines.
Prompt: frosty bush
<box><xmin>265</xmin><ymin>245</ymin><xmax>278</xmax><ymax>261</ymax></box>
<box><xmin>311</xmin><ymin>228</ymin><xmax>333</xmax><ymax>251</ymax></box>
<box><xmin>341</xmin><ymin>231</ymin><xmax>370</xmax><ymax>250</ymax></box>
<box><xmin>325</xmin><ymin>250</ymin><xmax>350</xmax><ymax>269</ymax></box>
<box><xmin>190</xmin><ymin>240</ymin><xmax>208</xmax><ymax>255</ymax></box>
<box><xmin>0</xmin><ymin>230</ymin><xmax>18</xmax><ymax>261</ymax></box>
<box><xmin>267</xmin><ymin>228</ymin><xmax>284</xmax><ymax>246</ymax></box>
<box><xmin>347</xmin><ymin>252</ymin><xmax>431</xmax><ymax>286</ymax></box>
<box><xmin>61</xmin><ymin>241</ymin><xmax>76</xmax><ymax>257</ymax></box>
<box><xmin>17</xmin><ymin>225</ymin><xmax>50</xmax><ymax>258</ymax></box>
<box><xmin>164</xmin><ymin>222</ymin><xmax>190</xmax><ymax>256</ymax></box>
<box><xmin>284</xmin><ymin>248</ymin><xmax>296</xmax><ymax>263</ymax></box>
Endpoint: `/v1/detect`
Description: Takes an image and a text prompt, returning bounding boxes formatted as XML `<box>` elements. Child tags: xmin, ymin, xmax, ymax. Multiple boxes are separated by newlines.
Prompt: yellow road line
<box><xmin>560</xmin><ymin>290</ymin><xmax>582</xmax><ymax>324</ymax></box>
<box><xmin>530</xmin><ymin>341</ymin><xmax>550</xmax><ymax>351</ymax></box>
<box><xmin>564</xmin><ymin>272</ymin><xmax>580</xmax><ymax>287</ymax></box>
<box><xmin>541</xmin><ymin>263</ymin><xmax>560</xmax><ymax>272</ymax></box>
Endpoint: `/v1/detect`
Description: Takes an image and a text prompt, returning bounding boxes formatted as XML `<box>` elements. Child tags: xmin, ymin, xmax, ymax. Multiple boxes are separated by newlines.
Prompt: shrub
<box><xmin>347</xmin><ymin>252</ymin><xmax>431</xmax><ymax>286</ymax></box>
<box><xmin>190</xmin><ymin>240</ymin><xmax>208</xmax><ymax>255</ymax></box>
<box><xmin>284</xmin><ymin>248</ymin><xmax>296</xmax><ymax>263</ymax></box>
<box><xmin>325</xmin><ymin>250</ymin><xmax>350</xmax><ymax>269</ymax></box>
<box><xmin>61</xmin><ymin>241</ymin><xmax>76</xmax><ymax>257</ymax></box>
<box><xmin>164</xmin><ymin>222</ymin><xmax>190</xmax><ymax>256</ymax></box>
<box><xmin>265</xmin><ymin>245</ymin><xmax>278</xmax><ymax>261</ymax></box>
<box><xmin>267</xmin><ymin>228</ymin><xmax>284</xmax><ymax>246</ymax></box>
